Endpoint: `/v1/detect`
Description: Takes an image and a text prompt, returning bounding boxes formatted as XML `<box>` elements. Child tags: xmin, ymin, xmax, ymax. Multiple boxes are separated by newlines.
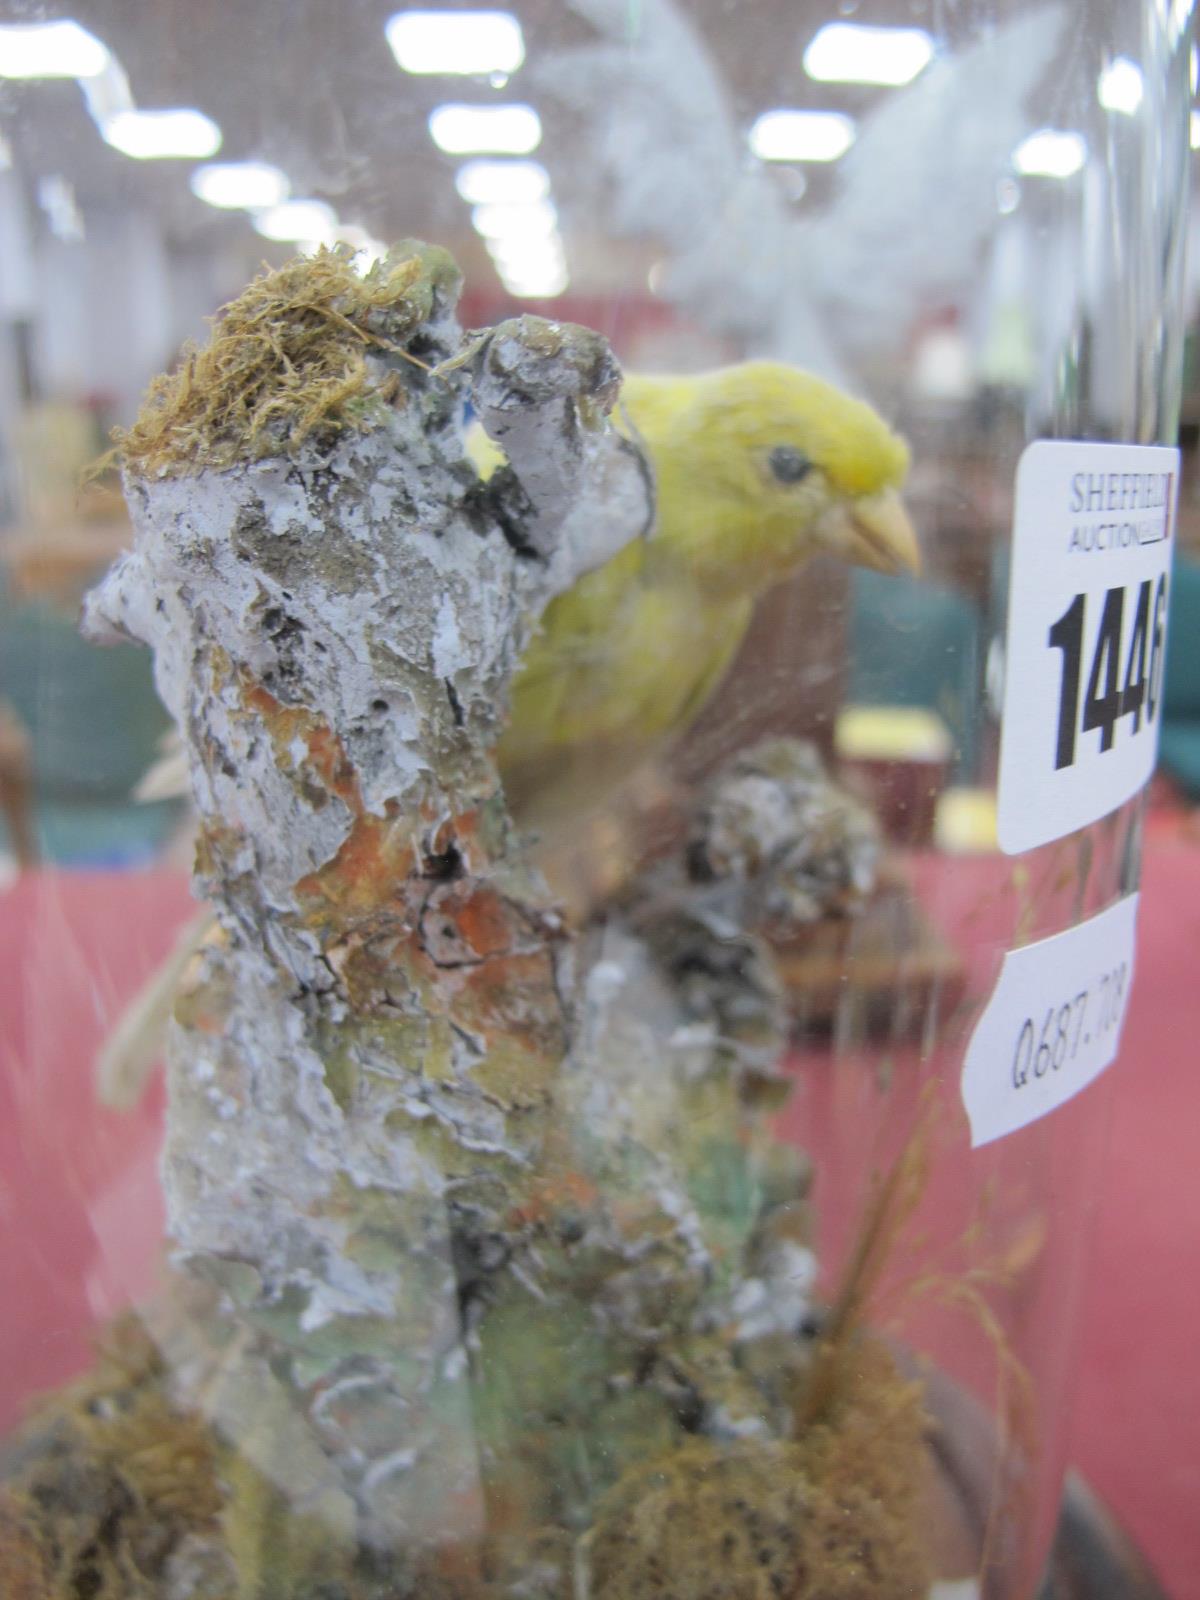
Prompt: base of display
<box><xmin>1039</xmin><ymin>1475</ymin><xmax>1167</xmax><ymax>1600</ymax></box>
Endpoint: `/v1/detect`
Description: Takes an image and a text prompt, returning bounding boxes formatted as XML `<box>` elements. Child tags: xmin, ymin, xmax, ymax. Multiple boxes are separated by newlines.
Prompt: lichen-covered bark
<box><xmin>81</xmin><ymin>254</ymin><xmax>662</xmax><ymax>1576</ymax></box>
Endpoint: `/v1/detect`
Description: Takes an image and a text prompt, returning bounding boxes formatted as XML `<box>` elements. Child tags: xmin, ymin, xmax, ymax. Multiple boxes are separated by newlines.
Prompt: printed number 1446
<box><xmin>1047</xmin><ymin>576</ymin><xmax>1168</xmax><ymax>771</ymax></box>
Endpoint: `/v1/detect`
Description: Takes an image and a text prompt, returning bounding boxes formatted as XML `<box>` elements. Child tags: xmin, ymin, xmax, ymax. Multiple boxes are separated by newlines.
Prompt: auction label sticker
<box><xmin>961</xmin><ymin>894</ymin><xmax>1137</xmax><ymax>1147</ymax></box>
<box><xmin>997</xmin><ymin>441</ymin><xmax>1178</xmax><ymax>856</ymax></box>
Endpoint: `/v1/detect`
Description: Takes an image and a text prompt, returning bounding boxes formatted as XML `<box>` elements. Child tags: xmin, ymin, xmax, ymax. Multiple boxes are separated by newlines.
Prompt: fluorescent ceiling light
<box><xmin>1097</xmin><ymin>57</ymin><xmax>1143</xmax><ymax>115</ymax></box>
<box><xmin>79</xmin><ymin>58</ymin><xmax>134</xmax><ymax>130</ymax></box>
<box><xmin>429</xmin><ymin>102</ymin><xmax>541</xmax><ymax>155</ymax></box>
<box><xmin>0</xmin><ymin>19</ymin><xmax>109</xmax><ymax>79</ymax></box>
<box><xmin>191</xmin><ymin>161</ymin><xmax>290</xmax><ymax>210</ymax></box>
<box><xmin>501</xmin><ymin>266</ymin><xmax>568</xmax><ymax>298</ymax></box>
<box><xmin>803</xmin><ymin>22</ymin><xmax>933</xmax><ymax>87</ymax></box>
<box><xmin>455</xmin><ymin>158</ymin><xmax>548</xmax><ymax>204</ymax></box>
<box><xmin>471</xmin><ymin>198</ymin><xmax>558</xmax><ymax>239</ymax></box>
<box><xmin>1192</xmin><ymin>109</ymin><xmax>1200</xmax><ymax>149</ymax></box>
<box><xmin>486</xmin><ymin>235</ymin><xmax>565</xmax><ymax>277</ymax></box>
<box><xmin>102</xmin><ymin>108</ymin><xmax>221</xmax><ymax>160</ymax></box>
<box><xmin>1013</xmin><ymin>128</ymin><xmax>1086</xmax><ymax>178</ymax></box>
<box><xmin>485</xmin><ymin>226</ymin><xmax>568</xmax><ymax>297</ymax></box>
<box><xmin>253</xmin><ymin>198</ymin><xmax>338</xmax><ymax>245</ymax></box>
<box><xmin>749</xmin><ymin>109</ymin><xmax>855</xmax><ymax>163</ymax></box>
<box><xmin>385</xmin><ymin>10</ymin><xmax>524</xmax><ymax>76</ymax></box>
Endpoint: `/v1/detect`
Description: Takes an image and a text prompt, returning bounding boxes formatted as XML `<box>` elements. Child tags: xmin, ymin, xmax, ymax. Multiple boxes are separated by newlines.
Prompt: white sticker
<box><xmin>961</xmin><ymin>894</ymin><xmax>1138</xmax><ymax>1148</ymax></box>
<box><xmin>997</xmin><ymin>441</ymin><xmax>1178</xmax><ymax>855</ymax></box>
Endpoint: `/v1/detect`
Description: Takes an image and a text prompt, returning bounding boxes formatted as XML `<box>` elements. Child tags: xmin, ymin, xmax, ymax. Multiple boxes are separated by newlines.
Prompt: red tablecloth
<box><xmin>1</xmin><ymin>837</ymin><xmax>1197</xmax><ymax>1596</ymax></box>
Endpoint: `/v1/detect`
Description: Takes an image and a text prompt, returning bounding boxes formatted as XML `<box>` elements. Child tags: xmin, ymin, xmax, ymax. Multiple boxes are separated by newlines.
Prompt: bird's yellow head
<box><xmin>636</xmin><ymin>360</ymin><xmax>918</xmax><ymax>593</ymax></box>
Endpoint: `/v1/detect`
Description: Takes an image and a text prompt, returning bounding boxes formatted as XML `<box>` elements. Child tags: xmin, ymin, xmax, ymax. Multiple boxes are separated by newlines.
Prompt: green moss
<box><xmin>585</xmin><ymin>1340</ymin><xmax>930</xmax><ymax>1600</ymax></box>
<box><xmin>470</xmin><ymin>1291</ymin><xmax>679</xmax><ymax>1538</ymax></box>
<box><xmin>0</xmin><ymin>1318</ymin><xmax>229</xmax><ymax>1600</ymax></box>
<box><xmin>220</xmin><ymin>1448</ymin><xmax>355</xmax><ymax>1600</ymax></box>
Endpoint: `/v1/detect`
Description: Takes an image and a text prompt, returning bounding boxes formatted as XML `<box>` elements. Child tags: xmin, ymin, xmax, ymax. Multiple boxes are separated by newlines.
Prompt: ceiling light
<box><xmin>486</xmin><ymin>230</ymin><xmax>567</xmax><ymax>286</ymax></box>
<box><xmin>500</xmin><ymin>265</ymin><xmax>568</xmax><ymax>299</ymax></box>
<box><xmin>1097</xmin><ymin>57</ymin><xmax>1143</xmax><ymax>116</ymax></box>
<box><xmin>749</xmin><ymin>109</ymin><xmax>855</xmax><ymax>163</ymax></box>
<box><xmin>1192</xmin><ymin>110</ymin><xmax>1200</xmax><ymax>149</ymax></box>
<box><xmin>455</xmin><ymin>158</ymin><xmax>548</xmax><ymax>204</ymax></box>
<box><xmin>191</xmin><ymin>161</ymin><xmax>290</xmax><ymax>210</ymax></box>
<box><xmin>385</xmin><ymin>10</ymin><xmax>524</xmax><ymax>76</ymax></box>
<box><xmin>102</xmin><ymin>108</ymin><xmax>222</xmax><ymax>160</ymax></box>
<box><xmin>486</xmin><ymin>235</ymin><xmax>565</xmax><ymax>277</ymax></box>
<box><xmin>78</xmin><ymin>58</ymin><xmax>134</xmax><ymax>131</ymax></box>
<box><xmin>429</xmin><ymin>102</ymin><xmax>541</xmax><ymax>155</ymax></box>
<box><xmin>803</xmin><ymin>22</ymin><xmax>933</xmax><ymax>87</ymax></box>
<box><xmin>1013</xmin><ymin>128</ymin><xmax>1086</xmax><ymax>179</ymax></box>
<box><xmin>253</xmin><ymin>199</ymin><xmax>338</xmax><ymax>245</ymax></box>
<box><xmin>0</xmin><ymin>19</ymin><xmax>109</xmax><ymax>79</ymax></box>
<box><xmin>471</xmin><ymin>197</ymin><xmax>558</xmax><ymax>239</ymax></box>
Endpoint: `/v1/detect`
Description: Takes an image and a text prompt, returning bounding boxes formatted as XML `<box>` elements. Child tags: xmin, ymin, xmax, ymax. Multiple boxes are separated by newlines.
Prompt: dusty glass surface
<box><xmin>0</xmin><ymin>4</ymin><xmax>1190</xmax><ymax>1599</ymax></box>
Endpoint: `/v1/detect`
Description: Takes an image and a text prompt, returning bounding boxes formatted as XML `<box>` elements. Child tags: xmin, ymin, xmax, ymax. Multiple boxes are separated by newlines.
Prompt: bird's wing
<box><xmin>535</xmin><ymin>0</ymin><xmax>840</xmax><ymax>367</ymax></box>
<box><xmin>537</xmin><ymin>0</ymin><xmax>1066</xmax><ymax>380</ymax></box>
<box><xmin>800</xmin><ymin>5</ymin><xmax>1069</xmax><ymax>364</ymax></box>
<box><xmin>534</xmin><ymin>0</ymin><xmax>744</xmax><ymax>255</ymax></box>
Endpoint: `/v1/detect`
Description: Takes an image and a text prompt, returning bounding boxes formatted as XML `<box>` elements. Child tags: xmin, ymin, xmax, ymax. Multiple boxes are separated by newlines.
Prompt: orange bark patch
<box><xmin>420</xmin><ymin>881</ymin><xmax>516</xmax><ymax>966</ymax></box>
<box><xmin>456</xmin><ymin>949</ymin><xmax>564</xmax><ymax>1041</ymax></box>
<box><xmin>240</xmin><ymin>677</ymin><xmax>364</xmax><ymax>812</ymax></box>
<box><xmin>508</xmin><ymin>1168</ymin><xmax>599</xmax><ymax>1230</ymax></box>
<box><xmin>304</xmin><ymin>721</ymin><xmax>361</xmax><ymax>806</ymax></box>
<box><xmin>296</xmin><ymin>811</ymin><xmax>417</xmax><ymax>922</ymax></box>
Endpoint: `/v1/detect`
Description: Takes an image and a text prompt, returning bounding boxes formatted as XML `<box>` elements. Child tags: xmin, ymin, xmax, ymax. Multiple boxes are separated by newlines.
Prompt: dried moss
<box><xmin>584</xmin><ymin>1338</ymin><xmax>930</xmax><ymax>1600</ymax></box>
<box><xmin>0</xmin><ymin>1317</ymin><xmax>227</xmax><ymax>1600</ymax></box>
<box><xmin>0</xmin><ymin>1490</ymin><xmax>54</xmax><ymax>1599</ymax></box>
<box><xmin>110</xmin><ymin>242</ymin><xmax>460</xmax><ymax>479</ymax></box>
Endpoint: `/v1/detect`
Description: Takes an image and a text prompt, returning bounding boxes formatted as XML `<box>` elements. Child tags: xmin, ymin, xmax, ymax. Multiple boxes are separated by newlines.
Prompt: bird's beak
<box><xmin>842</xmin><ymin>487</ymin><xmax>921</xmax><ymax>575</ymax></box>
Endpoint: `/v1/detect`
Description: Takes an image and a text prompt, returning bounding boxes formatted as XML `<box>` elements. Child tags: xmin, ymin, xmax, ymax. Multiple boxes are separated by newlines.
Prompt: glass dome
<box><xmin>0</xmin><ymin>4</ymin><xmax>1191</xmax><ymax>1599</ymax></box>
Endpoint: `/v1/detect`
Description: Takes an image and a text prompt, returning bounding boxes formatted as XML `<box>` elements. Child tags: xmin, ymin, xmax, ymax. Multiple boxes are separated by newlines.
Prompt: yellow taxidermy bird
<box><xmin>472</xmin><ymin>360</ymin><xmax>919</xmax><ymax>832</ymax></box>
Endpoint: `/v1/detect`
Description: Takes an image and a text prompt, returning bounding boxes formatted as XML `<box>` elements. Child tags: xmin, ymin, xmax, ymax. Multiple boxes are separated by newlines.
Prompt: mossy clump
<box><xmin>0</xmin><ymin>1317</ymin><xmax>228</xmax><ymax>1600</ymax></box>
<box><xmin>584</xmin><ymin>1338</ymin><xmax>930</xmax><ymax>1600</ymax></box>
<box><xmin>0</xmin><ymin>1489</ymin><xmax>54</xmax><ymax>1599</ymax></box>
<box><xmin>111</xmin><ymin>241</ymin><xmax>461</xmax><ymax>479</ymax></box>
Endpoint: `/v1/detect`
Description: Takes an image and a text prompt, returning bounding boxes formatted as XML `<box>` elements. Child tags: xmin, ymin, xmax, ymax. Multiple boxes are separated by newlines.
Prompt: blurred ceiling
<box><xmin>0</xmin><ymin>0</ymin><xmax>1191</xmax><ymax>422</ymax></box>
<box><xmin>0</xmin><ymin>0</ymin><xmax>1008</xmax><ymax>298</ymax></box>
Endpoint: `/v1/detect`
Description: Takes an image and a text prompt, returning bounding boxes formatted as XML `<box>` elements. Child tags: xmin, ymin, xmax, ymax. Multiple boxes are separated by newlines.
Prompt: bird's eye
<box><xmin>768</xmin><ymin>445</ymin><xmax>812</xmax><ymax>485</ymax></box>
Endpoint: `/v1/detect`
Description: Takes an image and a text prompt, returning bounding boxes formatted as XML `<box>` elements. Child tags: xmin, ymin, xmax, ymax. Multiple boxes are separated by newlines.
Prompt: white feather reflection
<box><xmin>536</xmin><ymin>0</ymin><xmax>1067</xmax><ymax>384</ymax></box>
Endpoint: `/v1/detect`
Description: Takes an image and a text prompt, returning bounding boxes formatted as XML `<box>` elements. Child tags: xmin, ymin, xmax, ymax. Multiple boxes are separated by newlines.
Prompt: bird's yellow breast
<box><xmin>497</xmin><ymin>543</ymin><xmax>753</xmax><ymax>826</ymax></box>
